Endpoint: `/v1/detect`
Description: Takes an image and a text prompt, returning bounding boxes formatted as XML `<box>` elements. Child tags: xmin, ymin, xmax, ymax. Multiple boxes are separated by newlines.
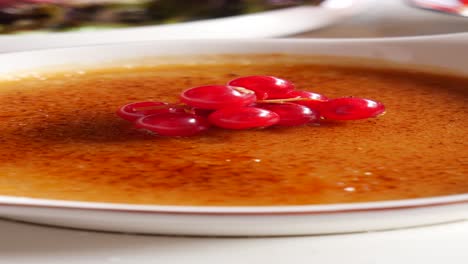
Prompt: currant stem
<box><xmin>133</xmin><ymin>97</ymin><xmax>324</xmax><ymax>112</ymax></box>
<box><xmin>232</xmin><ymin>86</ymin><xmax>255</xmax><ymax>95</ymax></box>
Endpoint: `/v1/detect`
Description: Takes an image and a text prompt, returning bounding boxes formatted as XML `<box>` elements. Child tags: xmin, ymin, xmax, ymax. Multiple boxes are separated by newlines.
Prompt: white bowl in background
<box><xmin>0</xmin><ymin>0</ymin><xmax>371</xmax><ymax>53</ymax></box>
<box><xmin>0</xmin><ymin>34</ymin><xmax>467</xmax><ymax>236</ymax></box>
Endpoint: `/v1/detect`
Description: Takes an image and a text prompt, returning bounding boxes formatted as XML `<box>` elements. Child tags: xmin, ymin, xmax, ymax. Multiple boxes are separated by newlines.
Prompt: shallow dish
<box><xmin>0</xmin><ymin>34</ymin><xmax>467</xmax><ymax>236</ymax></box>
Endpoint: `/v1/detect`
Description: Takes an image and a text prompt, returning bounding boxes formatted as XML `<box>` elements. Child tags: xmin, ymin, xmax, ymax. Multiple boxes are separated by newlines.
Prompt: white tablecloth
<box><xmin>1</xmin><ymin>218</ymin><xmax>468</xmax><ymax>264</ymax></box>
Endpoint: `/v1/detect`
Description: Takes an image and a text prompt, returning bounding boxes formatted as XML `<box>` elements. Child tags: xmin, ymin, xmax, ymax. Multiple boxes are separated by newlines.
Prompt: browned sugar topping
<box><xmin>0</xmin><ymin>60</ymin><xmax>467</xmax><ymax>205</ymax></box>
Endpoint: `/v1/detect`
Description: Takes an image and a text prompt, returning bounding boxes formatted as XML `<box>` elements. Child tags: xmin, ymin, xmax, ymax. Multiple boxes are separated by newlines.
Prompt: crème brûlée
<box><xmin>0</xmin><ymin>55</ymin><xmax>467</xmax><ymax>206</ymax></box>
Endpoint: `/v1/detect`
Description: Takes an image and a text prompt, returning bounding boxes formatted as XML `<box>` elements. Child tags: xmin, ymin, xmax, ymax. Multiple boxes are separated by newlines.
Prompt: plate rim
<box><xmin>1</xmin><ymin>193</ymin><xmax>468</xmax><ymax>215</ymax></box>
<box><xmin>0</xmin><ymin>35</ymin><xmax>467</xmax><ymax>217</ymax></box>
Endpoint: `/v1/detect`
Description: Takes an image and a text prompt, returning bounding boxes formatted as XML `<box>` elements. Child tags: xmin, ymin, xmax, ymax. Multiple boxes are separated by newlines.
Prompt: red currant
<box><xmin>135</xmin><ymin>112</ymin><xmax>210</xmax><ymax>137</ymax></box>
<box><xmin>209</xmin><ymin>107</ymin><xmax>279</xmax><ymax>130</ymax></box>
<box><xmin>256</xmin><ymin>103</ymin><xmax>318</xmax><ymax>126</ymax></box>
<box><xmin>285</xmin><ymin>90</ymin><xmax>328</xmax><ymax>113</ymax></box>
<box><xmin>180</xmin><ymin>85</ymin><xmax>256</xmax><ymax>110</ymax></box>
<box><xmin>320</xmin><ymin>97</ymin><xmax>386</xmax><ymax>120</ymax></box>
<box><xmin>228</xmin><ymin>76</ymin><xmax>294</xmax><ymax>100</ymax></box>
<box><xmin>116</xmin><ymin>101</ymin><xmax>184</xmax><ymax>122</ymax></box>
<box><xmin>118</xmin><ymin>75</ymin><xmax>386</xmax><ymax>137</ymax></box>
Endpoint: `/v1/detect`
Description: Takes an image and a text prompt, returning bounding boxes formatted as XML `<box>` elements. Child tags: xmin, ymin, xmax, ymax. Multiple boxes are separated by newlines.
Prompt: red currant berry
<box><xmin>209</xmin><ymin>107</ymin><xmax>279</xmax><ymax>130</ymax></box>
<box><xmin>256</xmin><ymin>103</ymin><xmax>318</xmax><ymax>126</ymax></box>
<box><xmin>285</xmin><ymin>90</ymin><xmax>328</xmax><ymax>113</ymax></box>
<box><xmin>228</xmin><ymin>76</ymin><xmax>294</xmax><ymax>100</ymax></box>
<box><xmin>135</xmin><ymin>112</ymin><xmax>210</xmax><ymax>137</ymax></box>
<box><xmin>320</xmin><ymin>97</ymin><xmax>386</xmax><ymax>120</ymax></box>
<box><xmin>117</xmin><ymin>101</ymin><xmax>184</xmax><ymax>122</ymax></box>
<box><xmin>180</xmin><ymin>85</ymin><xmax>256</xmax><ymax>110</ymax></box>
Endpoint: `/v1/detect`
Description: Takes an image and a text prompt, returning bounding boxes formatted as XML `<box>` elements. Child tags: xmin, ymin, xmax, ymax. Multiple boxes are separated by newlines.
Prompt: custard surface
<box><xmin>0</xmin><ymin>58</ymin><xmax>467</xmax><ymax>205</ymax></box>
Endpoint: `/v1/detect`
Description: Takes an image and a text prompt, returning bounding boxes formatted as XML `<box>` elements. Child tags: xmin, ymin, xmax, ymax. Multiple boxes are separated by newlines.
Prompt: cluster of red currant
<box><xmin>117</xmin><ymin>76</ymin><xmax>385</xmax><ymax>137</ymax></box>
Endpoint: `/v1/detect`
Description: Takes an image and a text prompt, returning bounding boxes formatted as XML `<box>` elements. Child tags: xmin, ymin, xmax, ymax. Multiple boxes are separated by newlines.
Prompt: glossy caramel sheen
<box><xmin>0</xmin><ymin>59</ymin><xmax>467</xmax><ymax>205</ymax></box>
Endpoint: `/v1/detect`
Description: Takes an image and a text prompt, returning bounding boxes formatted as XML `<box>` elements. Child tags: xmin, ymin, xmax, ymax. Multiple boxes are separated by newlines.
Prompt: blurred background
<box><xmin>0</xmin><ymin>0</ymin><xmax>467</xmax><ymax>51</ymax></box>
<box><xmin>0</xmin><ymin>0</ymin><xmax>466</xmax><ymax>34</ymax></box>
<box><xmin>0</xmin><ymin>0</ymin><xmax>326</xmax><ymax>33</ymax></box>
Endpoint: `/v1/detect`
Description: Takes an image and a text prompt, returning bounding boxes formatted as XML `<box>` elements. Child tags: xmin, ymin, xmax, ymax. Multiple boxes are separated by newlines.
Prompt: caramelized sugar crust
<box><xmin>0</xmin><ymin>60</ymin><xmax>467</xmax><ymax>205</ymax></box>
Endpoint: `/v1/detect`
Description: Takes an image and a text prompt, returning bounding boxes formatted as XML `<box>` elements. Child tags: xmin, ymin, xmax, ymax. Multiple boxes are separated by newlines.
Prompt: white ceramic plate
<box><xmin>0</xmin><ymin>34</ymin><xmax>467</xmax><ymax>236</ymax></box>
<box><xmin>0</xmin><ymin>0</ymin><xmax>370</xmax><ymax>53</ymax></box>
